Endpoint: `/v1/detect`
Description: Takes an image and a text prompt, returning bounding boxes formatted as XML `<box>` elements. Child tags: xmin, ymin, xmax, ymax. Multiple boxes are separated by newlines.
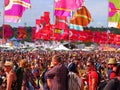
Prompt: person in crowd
<box><xmin>40</xmin><ymin>62</ymin><xmax>54</xmax><ymax>90</ymax></box>
<box><xmin>68</xmin><ymin>62</ymin><xmax>84</xmax><ymax>90</ymax></box>
<box><xmin>46</xmin><ymin>54</ymin><xmax>68</xmax><ymax>90</ymax></box>
<box><xmin>31</xmin><ymin>61</ymin><xmax>40</xmax><ymax>89</ymax></box>
<box><xmin>15</xmin><ymin>59</ymin><xmax>25</xmax><ymax>90</ymax></box>
<box><xmin>107</xmin><ymin>58</ymin><xmax>117</xmax><ymax>80</ymax></box>
<box><xmin>3</xmin><ymin>61</ymin><xmax>18</xmax><ymax>90</ymax></box>
<box><xmin>21</xmin><ymin>59</ymin><xmax>38</xmax><ymax>90</ymax></box>
<box><xmin>86</xmin><ymin>60</ymin><xmax>98</xmax><ymax>90</ymax></box>
<box><xmin>103</xmin><ymin>64</ymin><xmax>120</xmax><ymax>90</ymax></box>
<box><xmin>0</xmin><ymin>67</ymin><xmax>5</xmax><ymax>89</ymax></box>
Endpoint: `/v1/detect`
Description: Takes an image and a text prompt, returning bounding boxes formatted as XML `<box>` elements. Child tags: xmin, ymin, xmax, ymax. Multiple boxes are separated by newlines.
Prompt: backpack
<box><xmin>97</xmin><ymin>80</ymin><xmax>108</xmax><ymax>90</ymax></box>
<box><xmin>97</xmin><ymin>71</ymin><xmax>102</xmax><ymax>86</ymax></box>
<box><xmin>113</xmin><ymin>78</ymin><xmax>120</xmax><ymax>90</ymax></box>
<box><xmin>15</xmin><ymin>67</ymin><xmax>24</xmax><ymax>90</ymax></box>
<box><xmin>68</xmin><ymin>72</ymin><xmax>81</xmax><ymax>90</ymax></box>
<box><xmin>99</xmin><ymin>78</ymin><xmax>120</xmax><ymax>90</ymax></box>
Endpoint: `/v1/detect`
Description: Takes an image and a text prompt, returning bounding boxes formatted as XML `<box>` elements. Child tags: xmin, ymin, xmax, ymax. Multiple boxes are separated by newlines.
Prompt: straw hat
<box><xmin>4</xmin><ymin>61</ymin><xmax>14</xmax><ymax>67</ymax></box>
<box><xmin>108</xmin><ymin>58</ymin><xmax>117</xmax><ymax>64</ymax></box>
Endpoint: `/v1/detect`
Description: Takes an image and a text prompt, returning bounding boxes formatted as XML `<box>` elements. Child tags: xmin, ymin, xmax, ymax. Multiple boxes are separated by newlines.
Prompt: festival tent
<box><xmin>10</xmin><ymin>37</ymin><xmax>20</xmax><ymax>47</ymax></box>
<box><xmin>53</xmin><ymin>44</ymin><xmax>70</xmax><ymax>51</ymax></box>
<box><xmin>11</xmin><ymin>37</ymin><xmax>18</xmax><ymax>41</ymax></box>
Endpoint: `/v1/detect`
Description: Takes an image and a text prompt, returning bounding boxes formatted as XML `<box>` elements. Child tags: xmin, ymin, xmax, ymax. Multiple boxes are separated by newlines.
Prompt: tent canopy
<box><xmin>54</xmin><ymin>44</ymin><xmax>70</xmax><ymax>51</ymax></box>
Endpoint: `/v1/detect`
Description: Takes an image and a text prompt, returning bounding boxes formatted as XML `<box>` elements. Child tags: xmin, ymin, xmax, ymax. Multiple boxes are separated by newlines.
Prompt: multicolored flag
<box><xmin>70</xmin><ymin>6</ymin><xmax>92</xmax><ymax>29</ymax></box>
<box><xmin>108</xmin><ymin>0</ymin><xmax>120</xmax><ymax>28</ymax></box>
<box><xmin>4</xmin><ymin>0</ymin><xmax>31</xmax><ymax>23</ymax></box>
<box><xmin>54</xmin><ymin>0</ymin><xmax>84</xmax><ymax>16</ymax></box>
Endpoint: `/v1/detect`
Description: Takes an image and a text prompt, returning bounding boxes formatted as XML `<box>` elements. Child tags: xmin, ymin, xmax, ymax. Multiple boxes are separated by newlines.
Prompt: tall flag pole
<box><xmin>4</xmin><ymin>0</ymin><xmax>31</xmax><ymax>23</ymax></box>
<box><xmin>2</xmin><ymin>0</ymin><xmax>5</xmax><ymax>42</ymax></box>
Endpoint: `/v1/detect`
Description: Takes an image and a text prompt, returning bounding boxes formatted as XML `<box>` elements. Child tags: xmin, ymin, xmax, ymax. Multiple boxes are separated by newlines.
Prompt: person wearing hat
<box><xmin>3</xmin><ymin>61</ymin><xmax>17</xmax><ymax>90</ymax></box>
<box><xmin>103</xmin><ymin>64</ymin><xmax>120</xmax><ymax>90</ymax></box>
<box><xmin>67</xmin><ymin>62</ymin><xmax>84</xmax><ymax>90</ymax></box>
<box><xmin>107</xmin><ymin>58</ymin><xmax>117</xmax><ymax>80</ymax></box>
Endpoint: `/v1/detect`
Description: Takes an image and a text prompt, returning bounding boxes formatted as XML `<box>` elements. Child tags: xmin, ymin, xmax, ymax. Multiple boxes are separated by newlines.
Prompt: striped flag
<box><xmin>70</xmin><ymin>6</ymin><xmax>92</xmax><ymax>28</ymax></box>
<box><xmin>54</xmin><ymin>0</ymin><xmax>84</xmax><ymax>16</ymax></box>
<box><xmin>4</xmin><ymin>0</ymin><xmax>31</xmax><ymax>23</ymax></box>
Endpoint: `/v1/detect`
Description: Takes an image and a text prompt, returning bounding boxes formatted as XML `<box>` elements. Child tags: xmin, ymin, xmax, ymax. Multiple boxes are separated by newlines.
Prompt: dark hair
<box><xmin>68</xmin><ymin>62</ymin><xmax>77</xmax><ymax>73</ymax></box>
<box><xmin>116</xmin><ymin>64</ymin><xmax>120</xmax><ymax>76</ymax></box>
<box><xmin>87</xmin><ymin>60</ymin><xmax>94</xmax><ymax>66</ymax></box>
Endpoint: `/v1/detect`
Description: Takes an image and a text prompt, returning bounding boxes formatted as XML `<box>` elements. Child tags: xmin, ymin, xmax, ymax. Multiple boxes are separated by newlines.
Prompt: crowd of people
<box><xmin>0</xmin><ymin>49</ymin><xmax>119</xmax><ymax>90</ymax></box>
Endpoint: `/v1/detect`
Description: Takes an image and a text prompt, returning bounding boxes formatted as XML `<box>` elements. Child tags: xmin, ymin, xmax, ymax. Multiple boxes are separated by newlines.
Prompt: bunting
<box><xmin>4</xmin><ymin>0</ymin><xmax>31</xmax><ymax>23</ymax></box>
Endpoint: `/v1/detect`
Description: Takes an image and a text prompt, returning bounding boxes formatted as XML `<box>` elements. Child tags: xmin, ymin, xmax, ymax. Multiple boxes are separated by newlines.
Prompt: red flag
<box><xmin>100</xmin><ymin>32</ymin><xmax>108</xmax><ymax>44</ymax></box>
<box><xmin>93</xmin><ymin>31</ymin><xmax>101</xmax><ymax>43</ymax></box>
<box><xmin>18</xmin><ymin>26</ymin><xmax>27</xmax><ymax>40</ymax></box>
<box><xmin>69</xmin><ymin>29</ymin><xmax>79</xmax><ymax>41</ymax></box>
<box><xmin>108</xmin><ymin>33</ymin><xmax>115</xmax><ymax>44</ymax></box>
<box><xmin>78</xmin><ymin>31</ymin><xmax>86</xmax><ymax>42</ymax></box>
<box><xmin>114</xmin><ymin>34</ymin><xmax>120</xmax><ymax>45</ymax></box>
<box><xmin>84</xmin><ymin>30</ymin><xmax>93</xmax><ymax>42</ymax></box>
<box><xmin>2</xmin><ymin>24</ymin><xmax>13</xmax><ymax>39</ymax></box>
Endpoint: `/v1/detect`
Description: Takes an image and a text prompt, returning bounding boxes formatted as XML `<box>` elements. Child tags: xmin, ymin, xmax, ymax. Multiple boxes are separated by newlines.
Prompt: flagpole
<box><xmin>52</xmin><ymin>0</ymin><xmax>55</xmax><ymax>55</ymax></box>
<box><xmin>2</xmin><ymin>0</ymin><xmax>5</xmax><ymax>43</ymax></box>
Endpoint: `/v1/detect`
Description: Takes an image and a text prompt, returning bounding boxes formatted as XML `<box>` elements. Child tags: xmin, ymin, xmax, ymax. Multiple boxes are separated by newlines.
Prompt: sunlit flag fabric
<box><xmin>70</xmin><ymin>6</ymin><xmax>92</xmax><ymax>27</ymax></box>
<box><xmin>54</xmin><ymin>0</ymin><xmax>84</xmax><ymax>16</ymax></box>
<box><xmin>93</xmin><ymin>31</ymin><xmax>101</xmax><ymax>44</ymax></box>
<box><xmin>108</xmin><ymin>0</ymin><xmax>120</xmax><ymax>28</ymax></box>
<box><xmin>4</xmin><ymin>0</ymin><xmax>31</xmax><ymax>23</ymax></box>
<box><xmin>17</xmin><ymin>26</ymin><xmax>27</xmax><ymax>40</ymax></box>
<box><xmin>2</xmin><ymin>24</ymin><xmax>13</xmax><ymax>39</ymax></box>
<box><xmin>115</xmin><ymin>34</ymin><xmax>120</xmax><ymax>45</ymax></box>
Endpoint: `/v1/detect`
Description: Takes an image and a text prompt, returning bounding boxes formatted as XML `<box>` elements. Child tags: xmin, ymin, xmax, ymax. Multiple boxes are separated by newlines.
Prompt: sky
<box><xmin>0</xmin><ymin>0</ymin><xmax>108</xmax><ymax>27</ymax></box>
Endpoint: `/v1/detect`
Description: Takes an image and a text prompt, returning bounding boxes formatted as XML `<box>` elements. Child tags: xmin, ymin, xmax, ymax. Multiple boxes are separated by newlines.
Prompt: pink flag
<box><xmin>4</xmin><ymin>0</ymin><xmax>31</xmax><ymax>23</ymax></box>
<box><xmin>55</xmin><ymin>0</ymin><xmax>84</xmax><ymax>16</ymax></box>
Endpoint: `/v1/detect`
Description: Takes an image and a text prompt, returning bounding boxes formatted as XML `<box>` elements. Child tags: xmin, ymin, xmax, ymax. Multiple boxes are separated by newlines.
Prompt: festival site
<box><xmin>0</xmin><ymin>0</ymin><xmax>120</xmax><ymax>90</ymax></box>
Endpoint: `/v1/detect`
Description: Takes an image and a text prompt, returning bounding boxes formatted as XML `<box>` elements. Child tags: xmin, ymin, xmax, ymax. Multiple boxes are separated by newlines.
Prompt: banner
<box><xmin>54</xmin><ymin>0</ymin><xmax>84</xmax><ymax>16</ymax></box>
<box><xmin>18</xmin><ymin>26</ymin><xmax>27</xmax><ymax>40</ymax></box>
<box><xmin>4</xmin><ymin>0</ymin><xmax>31</xmax><ymax>23</ymax></box>
<box><xmin>2</xmin><ymin>24</ymin><xmax>13</xmax><ymax>39</ymax></box>
<box><xmin>70</xmin><ymin>6</ymin><xmax>92</xmax><ymax>27</ymax></box>
<box><xmin>108</xmin><ymin>0</ymin><xmax>120</xmax><ymax>28</ymax></box>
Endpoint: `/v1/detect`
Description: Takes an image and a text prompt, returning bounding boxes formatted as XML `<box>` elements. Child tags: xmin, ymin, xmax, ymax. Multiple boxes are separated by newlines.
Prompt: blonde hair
<box><xmin>19</xmin><ymin>59</ymin><xmax>28</xmax><ymax>68</ymax></box>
